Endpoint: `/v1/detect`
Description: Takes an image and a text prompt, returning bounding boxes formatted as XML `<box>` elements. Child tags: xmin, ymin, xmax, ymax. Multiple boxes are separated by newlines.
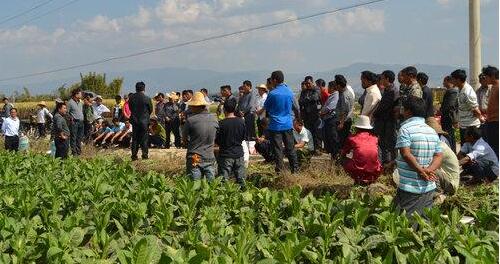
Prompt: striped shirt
<box><xmin>396</xmin><ymin>117</ymin><xmax>441</xmax><ymax>194</ymax></box>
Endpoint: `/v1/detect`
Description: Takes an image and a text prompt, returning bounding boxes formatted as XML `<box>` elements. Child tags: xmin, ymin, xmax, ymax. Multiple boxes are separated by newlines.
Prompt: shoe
<box><xmin>142</xmin><ymin>156</ymin><xmax>149</xmax><ymax>160</ymax></box>
<box><xmin>131</xmin><ymin>156</ymin><xmax>138</xmax><ymax>161</ymax></box>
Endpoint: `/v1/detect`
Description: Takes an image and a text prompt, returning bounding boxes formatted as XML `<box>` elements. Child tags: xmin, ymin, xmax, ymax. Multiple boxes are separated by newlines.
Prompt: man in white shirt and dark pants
<box><xmin>36</xmin><ymin>101</ymin><xmax>52</xmax><ymax>138</ymax></box>
<box><xmin>1</xmin><ymin>108</ymin><xmax>20</xmax><ymax>151</ymax></box>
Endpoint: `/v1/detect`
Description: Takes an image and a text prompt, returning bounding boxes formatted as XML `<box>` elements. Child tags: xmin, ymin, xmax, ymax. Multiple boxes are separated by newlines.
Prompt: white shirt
<box><xmin>36</xmin><ymin>107</ymin><xmax>53</xmax><ymax>124</ymax></box>
<box><xmin>256</xmin><ymin>93</ymin><xmax>268</xmax><ymax>120</ymax></box>
<box><xmin>361</xmin><ymin>84</ymin><xmax>382</xmax><ymax>117</ymax></box>
<box><xmin>293</xmin><ymin>126</ymin><xmax>314</xmax><ymax>151</ymax></box>
<box><xmin>1</xmin><ymin>117</ymin><xmax>20</xmax><ymax>137</ymax></box>
<box><xmin>461</xmin><ymin>138</ymin><xmax>499</xmax><ymax>176</ymax></box>
<box><xmin>458</xmin><ymin>82</ymin><xmax>480</xmax><ymax>128</ymax></box>
<box><xmin>92</xmin><ymin>103</ymin><xmax>110</xmax><ymax>119</ymax></box>
<box><xmin>346</xmin><ymin>85</ymin><xmax>356</xmax><ymax>119</ymax></box>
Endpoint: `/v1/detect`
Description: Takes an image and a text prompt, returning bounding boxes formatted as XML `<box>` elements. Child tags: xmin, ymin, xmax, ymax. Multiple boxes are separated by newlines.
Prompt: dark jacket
<box><xmin>298</xmin><ymin>88</ymin><xmax>321</xmax><ymax>119</ymax></box>
<box><xmin>129</xmin><ymin>92</ymin><xmax>153</xmax><ymax>127</ymax></box>
<box><xmin>440</xmin><ymin>88</ymin><xmax>459</xmax><ymax>127</ymax></box>
<box><xmin>373</xmin><ymin>84</ymin><xmax>399</xmax><ymax>122</ymax></box>
<box><xmin>422</xmin><ymin>85</ymin><xmax>435</xmax><ymax>118</ymax></box>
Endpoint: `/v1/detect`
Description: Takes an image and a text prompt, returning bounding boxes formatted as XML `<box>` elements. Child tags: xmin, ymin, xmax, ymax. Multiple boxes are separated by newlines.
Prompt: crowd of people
<box><xmin>1</xmin><ymin>64</ymin><xmax>499</xmax><ymax>216</ymax></box>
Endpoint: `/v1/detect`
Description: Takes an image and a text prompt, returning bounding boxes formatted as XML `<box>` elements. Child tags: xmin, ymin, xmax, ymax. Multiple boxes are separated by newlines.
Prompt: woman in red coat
<box><xmin>340</xmin><ymin>115</ymin><xmax>382</xmax><ymax>185</ymax></box>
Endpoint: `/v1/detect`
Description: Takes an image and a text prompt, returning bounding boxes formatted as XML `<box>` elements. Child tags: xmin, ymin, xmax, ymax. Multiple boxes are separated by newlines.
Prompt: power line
<box><xmin>6</xmin><ymin>0</ymin><xmax>81</xmax><ymax>30</ymax></box>
<box><xmin>0</xmin><ymin>0</ymin><xmax>56</xmax><ymax>26</ymax></box>
<box><xmin>0</xmin><ymin>0</ymin><xmax>387</xmax><ymax>82</ymax></box>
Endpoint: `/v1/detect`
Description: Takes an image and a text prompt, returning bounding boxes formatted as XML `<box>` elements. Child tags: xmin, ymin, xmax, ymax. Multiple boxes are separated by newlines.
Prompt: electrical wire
<box><xmin>5</xmin><ymin>0</ymin><xmax>81</xmax><ymax>30</ymax></box>
<box><xmin>0</xmin><ymin>0</ymin><xmax>387</xmax><ymax>82</ymax></box>
<box><xmin>0</xmin><ymin>0</ymin><xmax>56</xmax><ymax>26</ymax></box>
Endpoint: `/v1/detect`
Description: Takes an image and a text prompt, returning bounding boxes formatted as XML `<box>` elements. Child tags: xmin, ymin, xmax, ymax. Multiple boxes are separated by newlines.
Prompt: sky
<box><xmin>0</xmin><ymin>0</ymin><xmax>498</xmax><ymax>87</ymax></box>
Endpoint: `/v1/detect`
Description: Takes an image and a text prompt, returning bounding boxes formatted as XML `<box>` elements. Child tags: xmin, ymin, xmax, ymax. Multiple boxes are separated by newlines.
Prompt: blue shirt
<box><xmin>396</xmin><ymin>117</ymin><xmax>442</xmax><ymax>194</ymax></box>
<box><xmin>264</xmin><ymin>83</ymin><xmax>294</xmax><ymax>132</ymax></box>
<box><xmin>105</xmin><ymin>122</ymin><xmax>125</xmax><ymax>133</ymax></box>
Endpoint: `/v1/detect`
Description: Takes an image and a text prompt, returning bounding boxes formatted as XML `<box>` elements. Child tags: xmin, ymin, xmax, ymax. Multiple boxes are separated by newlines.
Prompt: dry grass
<box><xmin>14</xmin><ymin>99</ymin><xmax>115</xmax><ymax>119</ymax></box>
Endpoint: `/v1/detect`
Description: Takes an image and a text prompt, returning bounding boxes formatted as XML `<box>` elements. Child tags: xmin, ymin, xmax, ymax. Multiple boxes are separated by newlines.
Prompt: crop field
<box><xmin>13</xmin><ymin>100</ymin><xmax>115</xmax><ymax>120</ymax></box>
<box><xmin>0</xmin><ymin>151</ymin><xmax>498</xmax><ymax>263</ymax></box>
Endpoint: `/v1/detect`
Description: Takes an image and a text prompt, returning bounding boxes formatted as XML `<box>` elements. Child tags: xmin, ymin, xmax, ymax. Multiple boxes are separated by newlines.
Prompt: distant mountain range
<box><xmin>0</xmin><ymin>62</ymin><xmax>464</xmax><ymax>96</ymax></box>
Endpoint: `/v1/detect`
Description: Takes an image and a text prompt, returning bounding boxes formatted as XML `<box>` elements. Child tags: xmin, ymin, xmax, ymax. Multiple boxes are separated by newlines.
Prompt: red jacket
<box><xmin>341</xmin><ymin>131</ymin><xmax>382</xmax><ymax>184</ymax></box>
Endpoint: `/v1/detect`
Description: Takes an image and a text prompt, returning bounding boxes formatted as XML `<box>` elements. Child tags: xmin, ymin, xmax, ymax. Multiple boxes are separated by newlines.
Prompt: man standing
<box><xmin>477</xmin><ymin>73</ymin><xmax>491</xmax><ymax>118</ymax></box>
<box><xmin>52</xmin><ymin>103</ymin><xmax>70</xmax><ymax>159</ymax></box>
<box><xmin>399</xmin><ymin>66</ymin><xmax>423</xmax><ymax>99</ymax></box>
<box><xmin>67</xmin><ymin>88</ymin><xmax>84</xmax><ymax>156</ymax></box>
<box><xmin>36</xmin><ymin>101</ymin><xmax>52</xmax><ymax>138</ymax></box>
<box><xmin>360</xmin><ymin>71</ymin><xmax>382</xmax><ymax>118</ymax></box>
<box><xmin>450</xmin><ymin>69</ymin><xmax>482</xmax><ymax>144</ymax></box>
<box><xmin>315</xmin><ymin>78</ymin><xmax>329</xmax><ymax>106</ymax></box>
<box><xmin>237</xmin><ymin>80</ymin><xmax>258</xmax><ymax>141</ymax></box>
<box><xmin>217</xmin><ymin>85</ymin><xmax>237</xmax><ymax>119</ymax></box>
<box><xmin>416</xmin><ymin>72</ymin><xmax>435</xmax><ymax>119</ymax></box>
<box><xmin>164</xmin><ymin>93</ymin><xmax>180</xmax><ymax>149</ymax></box>
<box><xmin>183</xmin><ymin>92</ymin><xmax>219</xmax><ymax>180</ymax></box>
<box><xmin>321</xmin><ymin>81</ymin><xmax>340</xmax><ymax>159</ymax></box>
<box><xmin>299</xmin><ymin>76</ymin><xmax>322</xmax><ymax>153</ymax></box>
<box><xmin>128</xmin><ymin>82</ymin><xmax>153</xmax><ymax>161</ymax></box>
<box><xmin>1</xmin><ymin>97</ymin><xmax>13</xmax><ymax>118</ymax></box>
<box><xmin>82</xmin><ymin>95</ymin><xmax>95</xmax><ymax>143</ymax></box>
<box><xmin>333</xmin><ymin>75</ymin><xmax>353</xmax><ymax>146</ymax></box>
<box><xmin>373</xmin><ymin>70</ymin><xmax>399</xmax><ymax>167</ymax></box>
<box><xmin>263</xmin><ymin>70</ymin><xmax>300</xmax><ymax>173</ymax></box>
<box><xmin>1</xmin><ymin>108</ymin><xmax>20</xmax><ymax>151</ymax></box>
<box><xmin>255</xmin><ymin>84</ymin><xmax>268</xmax><ymax>136</ymax></box>
<box><xmin>154</xmin><ymin>93</ymin><xmax>167</xmax><ymax>129</ymax></box>
<box><xmin>440</xmin><ymin>76</ymin><xmax>459</xmax><ymax>152</ymax></box>
<box><xmin>482</xmin><ymin>65</ymin><xmax>499</xmax><ymax>157</ymax></box>
<box><xmin>393</xmin><ymin>96</ymin><xmax>442</xmax><ymax>217</ymax></box>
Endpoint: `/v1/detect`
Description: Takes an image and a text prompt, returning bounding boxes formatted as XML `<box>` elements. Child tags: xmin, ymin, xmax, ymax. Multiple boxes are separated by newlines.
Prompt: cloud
<box><xmin>125</xmin><ymin>6</ymin><xmax>152</xmax><ymax>28</ymax></box>
<box><xmin>82</xmin><ymin>15</ymin><xmax>120</xmax><ymax>33</ymax></box>
<box><xmin>322</xmin><ymin>7</ymin><xmax>385</xmax><ymax>33</ymax></box>
<box><xmin>437</xmin><ymin>0</ymin><xmax>492</xmax><ymax>5</ymax></box>
<box><xmin>155</xmin><ymin>0</ymin><xmax>211</xmax><ymax>25</ymax></box>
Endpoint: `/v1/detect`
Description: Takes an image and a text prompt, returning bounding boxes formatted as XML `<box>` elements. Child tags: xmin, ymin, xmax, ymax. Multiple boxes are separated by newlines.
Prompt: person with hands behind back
<box><xmin>392</xmin><ymin>96</ymin><xmax>443</xmax><ymax>217</ymax></box>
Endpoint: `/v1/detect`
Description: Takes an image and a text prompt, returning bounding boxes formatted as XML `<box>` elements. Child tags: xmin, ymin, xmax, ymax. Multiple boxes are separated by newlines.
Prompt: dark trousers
<box><xmin>442</xmin><ymin>122</ymin><xmax>456</xmax><ymax>153</ymax></box>
<box><xmin>164</xmin><ymin>120</ymin><xmax>176</xmax><ymax>148</ymax></box>
<box><xmin>257</xmin><ymin>118</ymin><xmax>264</xmax><ymax>137</ymax></box>
<box><xmin>4</xmin><ymin>135</ymin><xmax>19</xmax><ymax>151</ymax></box>
<box><xmin>338</xmin><ymin>118</ymin><xmax>352</xmax><ymax>147</ymax></box>
<box><xmin>244</xmin><ymin>113</ymin><xmax>257</xmax><ymax>141</ymax></box>
<box><xmin>374</xmin><ymin>119</ymin><xmax>397</xmax><ymax>164</ymax></box>
<box><xmin>393</xmin><ymin>188</ymin><xmax>434</xmax><ymax>217</ymax></box>
<box><xmin>37</xmin><ymin>123</ymin><xmax>46</xmax><ymax>137</ymax></box>
<box><xmin>323</xmin><ymin>118</ymin><xmax>339</xmax><ymax>159</ymax></box>
<box><xmin>172</xmin><ymin>118</ymin><xmax>181</xmax><ymax>148</ymax></box>
<box><xmin>83</xmin><ymin>122</ymin><xmax>93</xmax><ymax>143</ymax></box>
<box><xmin>131</xmin><ymin>123</ymin><xmax>149</xmax><ymax>159</ymax></box>
<box><xmin>269</xmin><ymin>129</ymin><xmax>299</xmax><ymax>173</ymax></box>
<box><xmin>70</xmin><ymin>120</ymin><xmax>84</xmax><ymax>156</ymax></box>
<box><xmin>55</xmin><ymin>137</ymin><xmax>69</xmax><ymax>159</ymax></box>
<box><xmin>303</xmin><ymin>116</ymin><xmax>320</xmax><ymax>151</ymax></box>
<box><xmin>463</xmin><ymin>160</ymin><xmax>497</xmax><ymax>181</ymax></box>
<box><xmin>149</xmin><ymin>135</ymin><xmax>165</xmax><ymax>148</ymax></box>
<box><xmin>218</xmin><ymin>156</ymin><xmax>246</xmax><ymax>188</ymax></box>
<box><xmin>255</xmin><ymin>140</ymin><xmax>275</xmax><ymax>162</ymax></box>
<box><xmin>484</xmin><ymin>122</ymin><xmax>499</xmax><ymax>158</ymax></box>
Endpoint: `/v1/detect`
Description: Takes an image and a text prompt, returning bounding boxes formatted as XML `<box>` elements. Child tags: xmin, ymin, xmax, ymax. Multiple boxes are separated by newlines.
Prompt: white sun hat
<box><xmin>354</xmin><ymin>115</ymin><xmax>373</xmax><ymax>130</ymax></box>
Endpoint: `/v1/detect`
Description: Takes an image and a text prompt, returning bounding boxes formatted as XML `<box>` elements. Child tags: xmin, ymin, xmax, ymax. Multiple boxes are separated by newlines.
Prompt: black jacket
<box><xmin>422</xmin><ymin>85</ymin><xmax>435</xmax><ymax>118</ymax></box>
<box><xmin>373</xmin><ymin>85</ymin><xmax>399</xmax><ymax>122</ymax></box>
<box><xmin>298</xmin><ymin>88</ymin><xmax>321</xmax><ymax>119</ymax></box>
<box><xmin>440</xmin><ymin>88</ymin><xmax>459</xmax><ymax>127</ymax></box>
<box><xmin>129</xmin><ymin>92</ymin><xmax>152</xmax><ymax>126</ymax></box>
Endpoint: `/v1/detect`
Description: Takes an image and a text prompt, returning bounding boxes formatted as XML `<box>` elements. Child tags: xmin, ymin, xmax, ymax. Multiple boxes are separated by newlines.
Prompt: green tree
<box><xmin>80</xmin><ymin>72</ymin><xmax>123</xmax><ymax>98</ymax></box>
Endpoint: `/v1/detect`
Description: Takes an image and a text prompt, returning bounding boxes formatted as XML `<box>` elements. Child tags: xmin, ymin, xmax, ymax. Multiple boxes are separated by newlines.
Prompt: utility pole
<box><xmin>469</xmin><ymin>0</ymin><xmax>482</xmax><ymax>89</ymax></box>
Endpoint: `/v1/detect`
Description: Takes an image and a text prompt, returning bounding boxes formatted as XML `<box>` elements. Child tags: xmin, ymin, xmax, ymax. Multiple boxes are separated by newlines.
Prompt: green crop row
<box><xmin>0</xmin><ymin>153</ymin><xmax>497</xmax><ymax>263</ymax></box>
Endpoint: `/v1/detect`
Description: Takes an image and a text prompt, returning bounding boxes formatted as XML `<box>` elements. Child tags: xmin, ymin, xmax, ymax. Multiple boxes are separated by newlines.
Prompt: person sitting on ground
<box><xmin>36</xmin><ymin>101</ymin><xmax>52</xmax><ymax>138</ymax></box>
<box><xmin>340</xmin><ymin>115</ymin><xmax>382</xmax><ymax>185</ymax></box>
<box><xmin>254</xmin><ymin>118</ymin><xmax>275</xmax><ymax>163</ymax></box>
<box><xmin>94</xmin><ymin>117</ymin><xmax>124</xmax><ymax>146</ymax></box>
<box><xmin>458</xmin><ymin>127</ymin><xmax>499</xmax><ymax>184</ymax></box>
<box><xmin>215</xmin><ymin>99</ymin><xmax>247</xmax><ymax>189</ymax></box>
<box><xmin>90</xmin><ymin>119</ymin><xmax>105</xmax><ymax>140</ymax></box>
<box><xmin>92</xmin><ymin>96</ymin><xmax>111</xmax><ymax>120</ymax></box>
<box><xmin>392</xmin><ymin>96</ymin><xmax>443</xmax><ymax>217</ymax></box>
<box><xmin>110</xmin><ymin>119</ymin><xmax>132</xmax><ymax>147</ymax></box>
<box><xmin>182</xmin><ymin>92</ymin><xmax>219</xmax><ymax>180</ymax></box>
<box><xmin>426</xmin><ymin>118</ymin><xmax>460</xmax><ymax>196</ymax></box>
<box><xmin>292</xmin><ymin>119</ymin><xmax>314</xmax><ymax>166</ymax></box>
<box><xmin>149</xmin><ymin>116</ymin><xmax>167</xmax><ymax>148</ymax></box>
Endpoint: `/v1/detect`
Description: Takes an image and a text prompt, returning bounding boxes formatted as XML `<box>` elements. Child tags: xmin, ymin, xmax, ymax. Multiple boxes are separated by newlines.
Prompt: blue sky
<box><xmin>0</xmin><ymin>0</ymin><xmax>498</xmax><ymax>85</ymax></box>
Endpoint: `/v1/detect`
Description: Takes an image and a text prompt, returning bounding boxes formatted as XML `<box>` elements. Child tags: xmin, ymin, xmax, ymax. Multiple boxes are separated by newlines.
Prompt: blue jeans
<box><xmin>218</xmin><ymin>156</ymin><xmax>246</xmax><ymax>188</ymax></box>
<box><xmin>186</xmin><ymin>155</ymin><xmax>215</xmax><ymax>181</ymax></box>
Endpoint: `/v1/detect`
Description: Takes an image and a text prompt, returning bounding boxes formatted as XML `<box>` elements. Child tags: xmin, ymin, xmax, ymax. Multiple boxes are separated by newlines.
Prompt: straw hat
<box><xmin>187</xmin><ymin>92</ymin><xmax>210</xmax><ymax>106</ymax></box>
<box><xmin>426</xmin><ymin>117</ymin><xmax>448</xmax><ymax>135</ymax></box>
<box><xmin>38</xmin><ymin>101</ymin><xmax>47</xmax><ymax>107</ymax></box>
<box><xmin>257</xmin><ymin>84</ymin><xmax>268</xmax><ymax>91</ymax></box>
<box><xmin>354</xmin><ymin>115</ymin><xmax>373</xmax><ymax>130</ymax></box>
<box><xmin>168</xmin><ymin>92</ymin><xmax>179</xmax><ymax>101</ymax></box>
